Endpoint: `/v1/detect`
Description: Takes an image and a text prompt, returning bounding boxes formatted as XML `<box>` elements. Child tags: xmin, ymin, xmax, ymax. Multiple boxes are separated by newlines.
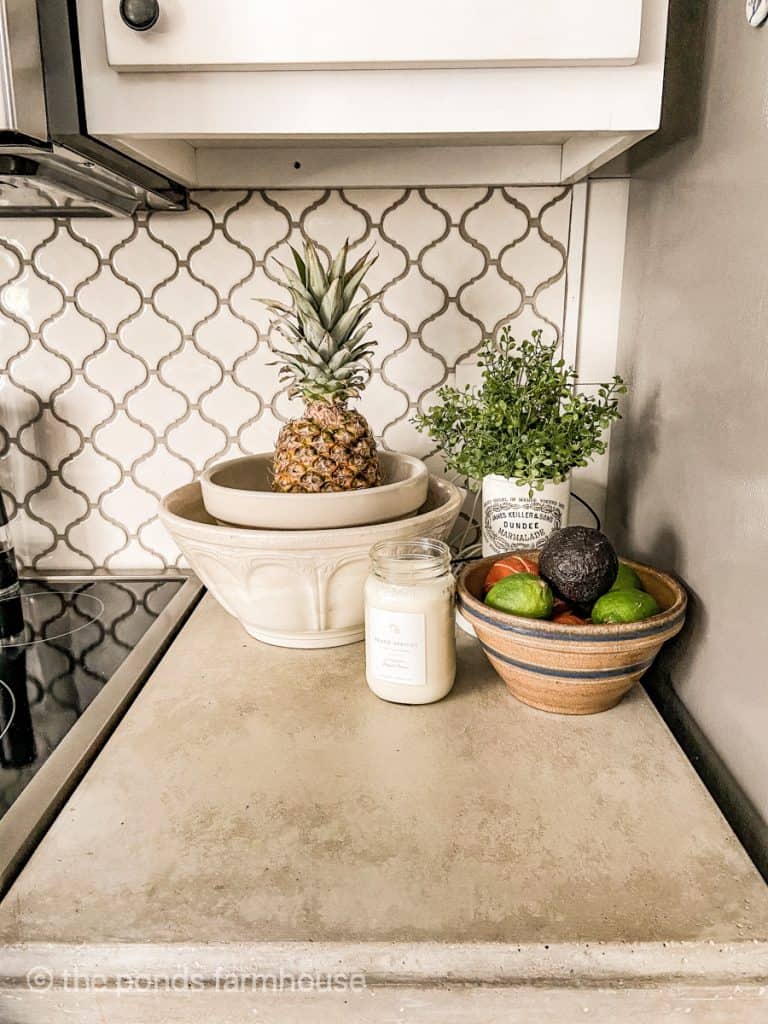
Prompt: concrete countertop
<box><xmin>1</xmin><ymin>594</ymin><xmax>767</xmax><ymax>1019</ymax></box>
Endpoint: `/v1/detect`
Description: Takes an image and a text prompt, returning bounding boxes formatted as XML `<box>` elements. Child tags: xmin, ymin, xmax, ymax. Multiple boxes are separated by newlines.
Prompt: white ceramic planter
<box><xmin>481</xmin><ymin>474</ymin><xmax>570</xmax><ymax>557</ymax></box>
<box><xmin>160</xmin><ymin>475</ymin><xmax>462</xmax><ymax>649</ymax></box>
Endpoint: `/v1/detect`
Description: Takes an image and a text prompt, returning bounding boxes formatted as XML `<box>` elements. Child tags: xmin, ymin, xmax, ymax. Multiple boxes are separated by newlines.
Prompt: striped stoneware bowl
<box><xmin>457</xmin><ymin>552</ymin><xmax>687</xmax><ymax>715</ymax></box>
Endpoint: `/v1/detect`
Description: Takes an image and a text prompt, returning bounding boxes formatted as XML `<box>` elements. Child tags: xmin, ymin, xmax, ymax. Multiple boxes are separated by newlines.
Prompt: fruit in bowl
<box><xmin>485</xmin><ymin>572</ymin><xmax>553</xmax><ymax>619</ymax></box>
<box><xmin>457</xmin><ymin>533</ymin><xmax>687</xmax><ymax>714</ymax></box>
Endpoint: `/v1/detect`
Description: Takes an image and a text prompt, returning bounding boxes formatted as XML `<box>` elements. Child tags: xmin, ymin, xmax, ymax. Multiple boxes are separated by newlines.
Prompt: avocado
<box><xmin>538</xmin><ymin>527</ymin><xmax>618</xmax><ymax>607</ymax></box>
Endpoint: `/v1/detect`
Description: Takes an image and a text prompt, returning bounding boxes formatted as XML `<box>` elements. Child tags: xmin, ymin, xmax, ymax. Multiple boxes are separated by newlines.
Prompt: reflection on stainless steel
<box><xmin>0</xmin><ymin>573</ymin><xmax>202</xmax><ymax>892</ymax></box>
<box><xmin>0</xmin><ymin>579</ymin><xmax>187</xmax><ymax>818</ymax></box>
<box><xmin>0</xmin><ymin>574</ymin><xmax>202</xmax><ymax>896</ymax></box>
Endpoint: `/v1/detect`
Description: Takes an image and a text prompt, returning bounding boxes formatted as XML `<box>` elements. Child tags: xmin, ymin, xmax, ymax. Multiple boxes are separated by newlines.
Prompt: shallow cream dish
<box><xmin>200</xmin><ymin>451</ymin><xmax>429</xmax><ymax>530</ymax></box>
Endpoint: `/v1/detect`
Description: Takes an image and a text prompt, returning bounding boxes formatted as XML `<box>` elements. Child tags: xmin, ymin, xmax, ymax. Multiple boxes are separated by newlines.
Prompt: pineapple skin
<box><xmin>272</xmin><ymin>400</ymin><xmax>381</xmax><ymax>493</ymax></box>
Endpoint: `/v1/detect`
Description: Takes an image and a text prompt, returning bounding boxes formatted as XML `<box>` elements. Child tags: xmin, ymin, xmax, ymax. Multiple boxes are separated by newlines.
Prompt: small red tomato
<box><xmin>483</xmin><ymin>555</ymin><xmax>539</xmax><ymax>593</ymax></box>
<box><xmin>552</xmin><ymin>610</ymin><xmax>588</xmax><ymax>626</ymax></box>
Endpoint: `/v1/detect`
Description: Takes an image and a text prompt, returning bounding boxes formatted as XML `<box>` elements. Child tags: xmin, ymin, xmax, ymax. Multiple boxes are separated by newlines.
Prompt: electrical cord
<box><xmin>570</xmin><ymin>492</ymin><xmax>601</xmax><ymax>531</ymax></box>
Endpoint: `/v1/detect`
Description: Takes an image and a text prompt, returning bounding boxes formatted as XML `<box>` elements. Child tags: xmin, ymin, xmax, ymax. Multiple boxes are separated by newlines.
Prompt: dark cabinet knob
<box><xmin>119</xmin><ymin>0</ymin><xmax>160</xmax><ymax>31</ymax></box>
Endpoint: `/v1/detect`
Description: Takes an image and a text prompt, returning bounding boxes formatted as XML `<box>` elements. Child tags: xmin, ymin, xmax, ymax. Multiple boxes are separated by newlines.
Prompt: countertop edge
<box><xmin>2</xmin><ymin>940</ymin><xmax>768</xmax><ymax>986</ymax></box>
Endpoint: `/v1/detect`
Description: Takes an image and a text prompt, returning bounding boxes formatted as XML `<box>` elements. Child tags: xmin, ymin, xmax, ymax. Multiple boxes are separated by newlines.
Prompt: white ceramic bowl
<box><xmin>200</xmin><ymin>451</ymin><xmax>429</xmax><ymax>530</ymax></box>
<box><xmin>160</xmin><ymin>475</ymin><xmax>463</xmax><ymax>649</ymax></box>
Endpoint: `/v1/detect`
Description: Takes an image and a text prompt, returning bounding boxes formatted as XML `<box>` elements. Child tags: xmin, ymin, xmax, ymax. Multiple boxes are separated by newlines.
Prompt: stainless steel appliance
<box><xmin>0</xmin><ymin>0</ymin><xmax>186</xmax><ymax>215</ymax></box>
<box><xmin>0</xmin><ymin>574</ymin><xmax>202</xmax><ymax>895</ymax></box>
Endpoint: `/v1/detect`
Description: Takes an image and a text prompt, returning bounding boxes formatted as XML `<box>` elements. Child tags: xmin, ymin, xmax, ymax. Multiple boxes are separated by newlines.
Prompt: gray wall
<box><xmin>607</xmin><ymin>0</ymin><xmax>768</xmax><ymax>831</ymax></box>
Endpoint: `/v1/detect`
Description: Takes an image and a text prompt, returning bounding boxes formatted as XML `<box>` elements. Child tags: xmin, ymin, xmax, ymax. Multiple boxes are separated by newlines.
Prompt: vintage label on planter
<box><xmin>482</xmin><ymin>475</ymin><xmax>570</xmax><ymax>556</ymax></box>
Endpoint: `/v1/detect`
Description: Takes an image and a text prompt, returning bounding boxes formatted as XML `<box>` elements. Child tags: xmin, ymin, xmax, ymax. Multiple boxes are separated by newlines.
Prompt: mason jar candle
<box><xmin>364</xmin><ymin>538</ymin><xmax>456</xmax><ymax>704</ymax></box>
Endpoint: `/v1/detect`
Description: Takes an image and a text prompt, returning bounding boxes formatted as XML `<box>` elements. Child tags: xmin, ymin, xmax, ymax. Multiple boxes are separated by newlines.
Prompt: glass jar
<box><xmin>364</xmin><ymin>538</ymin><xmax>456</xmax><ymax>705</ymax></box>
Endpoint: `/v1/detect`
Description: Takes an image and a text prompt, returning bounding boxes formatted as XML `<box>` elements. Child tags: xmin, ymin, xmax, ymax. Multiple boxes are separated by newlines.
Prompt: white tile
<box><xmin>28</xmin><ymin>478</ymin><xmax>88</xmax><ymax>533</ymax></box>
<box><xmin>233</xmin><ymin>342</ymin><xmax>283</xmax><ymax>398</ymax></box>
<box><xmin>69</xmin><ymin>217</ymin><xmax>133</xmax><ymax>258</ymax></box>
<box><xmin>106</xmin><ymin>539</ymin><xmax>164</xmax><ymax>571</ymax></box>
<box><xmin>189</xmin><ymin>230</ymin><xmax>253</xmax><ymax>296</ymax></box>
<box><xmin>148</xmin><ymin>207</ymin><xmax>213</xmax><ymax>259</ymax></box>
<box><xmin>226</xmin><ymin>192</ymin><xmax>291</xmax><ymax>260</ymax></box>
<box><xmin>160</xmin><ymin>345</ymin><xmax>221</xmax><ymax>402</ymax></box>
<box><xmin>193</xmin><ymin>190</ymin><xmax>247</xmax><ymax>223</ymax></box>
<box><xmin>422</xmin><ymin>187</ymin><xmax>488</xmax><ymax>225</ymax></box>
<box><xmin>0</xmin><ymin>447</ymin><xmax>47</xmax><ymax>504</ymax></box>
<box><xmin>381</xmin><ymin>191</ymin><xmax>447</xmax><ymax>255</ymax></box>
<box><xmin>67</xmin><ymin>509</ymin><xmax>126</xmax><ymax>564</ymax></box>
<box><xmin>341</xmin><ymin>189</ymin><xmax>407</xmax><ymax>224</ymax></box>
<box><xmin>230</xmin><ymin>266</ymin><xmax>288</xmax><ymax>333</ymax></box>
<box><xmin>262</xmin><ymin>190</ymin><xmax>325</xmax><ymax>223</ymax></box>
<box><xmin>166</xmin><ymin>411</ymin><xmax>227</xmax><ymax>468</ymax></box>
<box><xmin>2</xmin><ymin>268</ymin><xmax>63</xmax><ymax>330</ymax></box>
<box><xmin>118</xmin><ymin>305</ymin><xmax>182</xmax><ymax>369</ymax></box>
<box><xmin>125</xmin><ymin>376</ymin><xmax>188</xmax><ymax>434</ymax></box>
<box><xmin>77</xmin><ymin>266</ymin><xmax>142</xmax><ymax>333</ymax></box>
<box><xmin>112</xmin><ymin>229</ymin><xmax>178</xmax><ymax>294</ymax></box>
<box><xmin>463</xmin><ymin>191</ymin><xmax>529</xmax><ymax>256</ymax></box>
<box><xmin>195</xmin><ymin>306</ymin><xmax>258</xmax><ymax>370</ymax></box>
<box><xmin>0</xmin><ymin>316</ymin><xmax>30</xmax><ymax>364</ymax></box>
<box><xmin>237</xmin><ymin>409</ymin><xmax>283</xmax><ymax>454</ymax></box>
<box><xmin>18</xmin><ymin>408</ymin><xmax>80</xmax><ymax>469</ymax></box>
<box><xmin>381</xmin><ymin>416</ymin><xmax>433</xmax><ymax>458</ymax></box>
<box><xmin>53</xmin><ymin>376</ymin><xmax>114</xmax><ymax>435</ymax></box>
<box><xmin>33</xmin><ymin>229</ymin><xmax>99</xmax><ymax>293</ymax></box>
<box><xmin>0</xmin><ymin>244</ymin><xmax>20</xmax><ymax>287</ymax></box>
<box><xmin>101</xmin><ymin>478</ymin><xmax>159</xmax><ymax>532</ymax></box>
<box><xmin>421</xmin><ymin>303</ymin><xmax>483</xmax><ymax>366</ymax></box>
<box><xmin>138</xmin><ymin>516</ymin><xmax>183</xmax><ymax>564</ymax></box>
<box><xmin>459</xmin><ymin>266</ymin><xmax>523</xmax><ymax>332</ymax></box>
<box><xmin>421</xmin><ymin>228</ymin><xmax>485</xmax><ymax>296</ymax></box>
<box><xmin>0</xmin><ymin>381</ymin><xmax>43</xmax><ymax>438</ymax></box>
<box><xmin>365</xmin><ymin>305</ymin><xmax>409</xmax><ymax>369</ymax></box>
<box><xmin>42</xmin><ymin>302</ymin><xmax>106</xmax><ymax>368</ymax></box>
<box><xmin>8</xmin><ymin>341</ymin><xmax>71</xmax><ymax>402</ymax></box>
<box><xmin>133</xmin><ymin>446</ymin><xmax>193</xmax><ymax>495</ymax></box>
<box><xmin>0</xmin><ymin>219</ymin><xmax>55</xmax><ymax>259</ymax></box>
<box><xmin>86</xmin><ymin>345</ymin><xmax>148</xmax><ymax>402</ymax></box>
<box><xmin>60</xmin><ymin>443</ymin><xmax>122</xmax><ymax>501</ymax></box>
<box><xmin>200</xmin><ymin>376</ymin><xmax>261</xmax><ymax>435</ymax></box>
<box><xmin>349</xmin><ymin>233</ymin><xmax>407</xmax><ymax>293</ymax></box>
<box><xmin>154</xmin><ymin>267</ymin><xmax>218</xmax><ymax>334</ymax></box>
<box><xmin>354</xmin><ymin>374</ymin><xmax>409</xmax><ymax>437</ymax></box>
<box><xmin>93</xmin><ymin>413</ymin><xmax>154</xmax><ymax>466</ymax></box>
<box><xmin>302</xmin><ymin>191</ymin><xmax>369</xmax><ymax>253</ymax></box>
<box><xmin>384</xmin><ymin>342</ymin><xmax>446</xmax><ymax>396</ymax></box>
<box><xmin>381</xmin><ymin>266</ymin><xmax>445</xmax><ymax>328</ymax></box>
<box><xmin>504</xmin><ymin>186</ymin><xmax>568</xmax><ymax>219</ymax></box>
<box><xmin>500</xmin><ymin>230</ymin><xmax>566</xmax><ymax>297</ymax></box>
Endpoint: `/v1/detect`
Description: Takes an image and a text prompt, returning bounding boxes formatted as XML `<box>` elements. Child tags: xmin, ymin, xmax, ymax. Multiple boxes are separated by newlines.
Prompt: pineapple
<box><xmin>262</xmin><ymin>238</ymin><xmax>382</xmax><ymax>493</ymax></box>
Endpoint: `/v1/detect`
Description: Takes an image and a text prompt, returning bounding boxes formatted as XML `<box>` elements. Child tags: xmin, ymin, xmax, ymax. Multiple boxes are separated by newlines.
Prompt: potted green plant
<box><xmin>413</xmin><ymin>328</ymin><xmax>626</xmax><ymax>556</ymax></box>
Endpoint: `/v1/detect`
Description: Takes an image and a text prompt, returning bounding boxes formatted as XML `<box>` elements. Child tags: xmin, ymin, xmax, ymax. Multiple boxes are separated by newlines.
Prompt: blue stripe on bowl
<box><xmin>478</xmin><ymin>641</ymin><xmax>655</xmax><ymax>681</ymax></box>
<box><xmin>459</xmin><ymin>598</ymin><xmax>685</xmax><ymax>643</ymax></box>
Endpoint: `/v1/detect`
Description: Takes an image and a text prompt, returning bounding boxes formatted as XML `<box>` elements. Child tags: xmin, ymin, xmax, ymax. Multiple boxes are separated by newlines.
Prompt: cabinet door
<box><xmin>102</xmin><ymin>0</ymin><xmax>642</xmax><ymax>71</ymax></box>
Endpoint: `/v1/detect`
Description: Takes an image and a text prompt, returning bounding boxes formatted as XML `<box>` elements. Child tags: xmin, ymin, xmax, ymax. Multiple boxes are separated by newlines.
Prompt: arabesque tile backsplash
<box><xmin>0</xmin><ymin>186</ymin><xmax>572</xmax><ymax>568</ymax></box>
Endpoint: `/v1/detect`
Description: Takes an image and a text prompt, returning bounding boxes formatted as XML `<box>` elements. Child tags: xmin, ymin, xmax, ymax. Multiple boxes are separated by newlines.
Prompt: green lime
<box><xmin>591</xmin><ymin>588</ymin><xmax>660</xmax><ymax>624</ymax></box>
<box><xmin>610</xmin><ymin>562</ymin><xmax>644</xmax><ymax>592</ymax></box>
<box><xmin>485</xmin><ymin>572</ymin><xmax>553</xmax><ymax>619</ymax></box>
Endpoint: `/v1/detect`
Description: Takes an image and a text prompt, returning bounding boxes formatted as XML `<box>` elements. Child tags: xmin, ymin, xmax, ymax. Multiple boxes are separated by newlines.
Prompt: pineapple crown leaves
<box><xmin>258</xmin><ymin>238</ymin><xmax>381</xmax><ymax>404</ymax></box>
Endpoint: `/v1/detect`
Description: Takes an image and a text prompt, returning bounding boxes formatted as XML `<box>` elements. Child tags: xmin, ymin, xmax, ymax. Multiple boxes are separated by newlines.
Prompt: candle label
<box><xmin>367</xmin><ymin>608</ymin><xmax>426</xmax><ymax>686</ymax></box>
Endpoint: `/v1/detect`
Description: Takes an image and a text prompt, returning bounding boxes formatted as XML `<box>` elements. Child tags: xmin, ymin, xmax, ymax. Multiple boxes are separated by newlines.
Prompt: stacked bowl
<box><xmin>160</xmin><ymin>452</ymin><xmax>462</xmax><ymax>649</ymax></box>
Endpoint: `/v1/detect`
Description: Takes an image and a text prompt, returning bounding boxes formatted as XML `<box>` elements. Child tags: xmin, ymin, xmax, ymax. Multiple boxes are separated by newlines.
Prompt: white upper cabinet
<box><xmin>102</xmin><ymin>0</ymin><xmax>642</xmax><ymax>70</ymax></box>
<box><xmin>78</xmin><ymin>0</ymin><xmax>669</xmax><ymax>188</ymax></box>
